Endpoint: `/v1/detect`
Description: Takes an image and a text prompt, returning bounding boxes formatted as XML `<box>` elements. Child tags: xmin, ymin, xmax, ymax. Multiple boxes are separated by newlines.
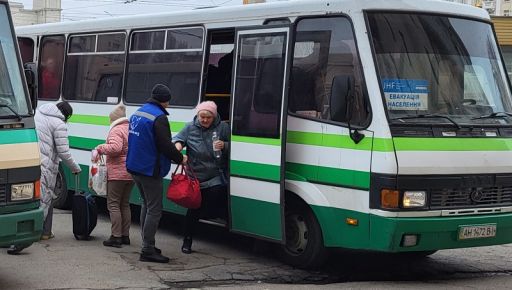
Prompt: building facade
<box><xmin>9</xmin><ymin>0</ymin><xmax>61</xmax><ymax>26</ymax></box>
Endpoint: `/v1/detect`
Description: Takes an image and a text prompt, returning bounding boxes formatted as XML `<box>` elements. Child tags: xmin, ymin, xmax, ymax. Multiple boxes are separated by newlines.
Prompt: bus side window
<box><xmin>289</xmin><ymin>17</ymin><xmax>370</xmax><ymax>126</ymax></box>
<box><xmin>63</xmin><ymin>32</ymin><xmax>126</xmax><ymax>103</ymax></box>
<box><xmin>125</xmin><ymin>27</ymin><xmax>204</xmax><ymax>106</ymax></box>
<box><xmin>17</xmin><ymin>37</ymin><xmax>34</xmax><ymax>64</ymax></box>
<box><xmin>38</xmin><ymin>35</ymin><xmax>65</xmax><ymax>100</ymax></box>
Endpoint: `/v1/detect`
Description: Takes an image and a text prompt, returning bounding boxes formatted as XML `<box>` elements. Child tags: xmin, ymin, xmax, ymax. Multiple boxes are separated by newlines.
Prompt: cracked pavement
<box><xmin>1</xmin><ymin>203</ymin><xmax>512</xmax><ymax>289</ymax></box>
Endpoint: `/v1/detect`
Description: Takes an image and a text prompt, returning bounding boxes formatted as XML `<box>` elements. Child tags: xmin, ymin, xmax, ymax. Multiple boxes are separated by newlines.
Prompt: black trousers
<box><xmin>184</xmin><ymin>184</ymin><xmax>227</xmax><ymax>238</ymax></box>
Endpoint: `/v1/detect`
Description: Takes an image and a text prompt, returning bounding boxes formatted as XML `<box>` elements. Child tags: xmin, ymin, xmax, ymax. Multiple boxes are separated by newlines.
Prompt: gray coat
<box><xmin>173</xmin><ymin>115</ymin><xmax>230</xmax><ymax>189</ymax></box>
<box><xmin>35</xmin><ymin>103</ymin><xmax>80</xmax><ymax>217</ymax></box>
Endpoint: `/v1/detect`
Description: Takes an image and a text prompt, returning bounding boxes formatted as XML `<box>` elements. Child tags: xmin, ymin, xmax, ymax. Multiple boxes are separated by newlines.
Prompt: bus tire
<box><xmin>278</xmin><ymin>198</ymin><xmax>328</xmax><ymax>269</ymax></box>
<box><xmin>53</xmin><ymin>165</ymin><xmax>71</xmax><ymax>209</ymax></box>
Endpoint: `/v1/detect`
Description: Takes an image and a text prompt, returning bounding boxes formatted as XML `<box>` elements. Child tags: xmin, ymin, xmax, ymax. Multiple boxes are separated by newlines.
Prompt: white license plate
<box><xmin>458</xmin><ymin>224</ymin><xmax>496</xmax><ymax>240</ymax></box>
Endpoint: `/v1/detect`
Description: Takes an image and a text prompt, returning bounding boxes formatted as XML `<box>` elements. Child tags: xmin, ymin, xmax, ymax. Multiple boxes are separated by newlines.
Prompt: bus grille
<box><xmin>0</xmin><ymin>184</ymin><xmax>6</xmax><ymax>205</ymax></box>
<box><xmin>430</xmin><ymin>186</ymin><xmax>512</xmax><ymax>209</ymax></box>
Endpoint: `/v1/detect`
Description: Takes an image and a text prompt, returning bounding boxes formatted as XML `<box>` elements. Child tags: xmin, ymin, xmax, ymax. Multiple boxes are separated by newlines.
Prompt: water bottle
<box><xmin>212</xmin><ymin>131</ymin><xmax>221</xmax><ymax>158</ymax></box>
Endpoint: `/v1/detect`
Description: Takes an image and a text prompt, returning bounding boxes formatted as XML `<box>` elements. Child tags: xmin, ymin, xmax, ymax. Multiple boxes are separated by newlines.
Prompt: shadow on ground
<box><xmin>95</xmin><ymin>199</ymin><xmax>505</xmax><ymax>287</ymax></box>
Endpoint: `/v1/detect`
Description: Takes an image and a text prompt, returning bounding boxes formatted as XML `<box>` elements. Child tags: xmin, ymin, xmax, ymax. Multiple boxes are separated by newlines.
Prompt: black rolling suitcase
<box><xmin>72</xmin><ymin>174</ymin><xmax>97</xmax><ymax>240</ymax></box>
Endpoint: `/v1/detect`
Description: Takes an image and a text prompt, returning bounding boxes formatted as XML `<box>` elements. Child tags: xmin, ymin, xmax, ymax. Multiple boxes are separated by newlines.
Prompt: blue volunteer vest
<box><xmin>126</xmin><ymin>103</ymin><xmax>171</xmax><ymax>177</ymax></box>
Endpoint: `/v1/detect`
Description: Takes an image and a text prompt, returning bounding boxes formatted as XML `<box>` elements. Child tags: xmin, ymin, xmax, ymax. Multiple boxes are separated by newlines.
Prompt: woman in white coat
<box><xmin>35</xmin><ymin>101</ymin><xmax>81</xmax><ymax>240</ymax></box>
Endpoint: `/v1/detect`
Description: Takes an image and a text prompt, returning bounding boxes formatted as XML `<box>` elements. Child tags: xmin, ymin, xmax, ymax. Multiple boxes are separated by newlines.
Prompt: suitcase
<box><xmin>72</xmin><ymin>174</ymin><xmax>97</xmax><ymax>240</ymax></box>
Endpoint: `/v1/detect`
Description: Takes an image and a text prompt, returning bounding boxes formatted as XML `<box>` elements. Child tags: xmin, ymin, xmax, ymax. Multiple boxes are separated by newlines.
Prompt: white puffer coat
<box><xmin>35</xmin><ymin>103</ymin><xmax>80</xmax><ymax>217</ymax></box>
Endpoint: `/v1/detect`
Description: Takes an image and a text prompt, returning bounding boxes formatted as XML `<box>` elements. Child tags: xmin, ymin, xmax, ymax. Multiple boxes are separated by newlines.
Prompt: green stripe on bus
<box><xmin>286</xmin><ymin>162</ymin><xmax>370</xmax><ymax>189</ymax></box>
<box><xmin>69</xmin><ymin>114</ymin><xmax>110</xmax><ymax>126</ymax></box>
<box><xmin>69</xmin><ymin>114</ymin><xmax>187</xmax><ymax>132</ymax></box>
<box><xmin>230</xmin><ymin>195</ymin><xmax>282</xmax><ymax>241</ymax></box>
<box><xmin>286</xmin><ymin>131</ymin><xmax>394</xmax><ymax>152</ymax></box>
<box><xmin>230</xmin><ymin>160</ymin><xmax>280</xmax><ymax>182</ymax></box>
<box><xmin>231</xmin><ymin>135</ymin><xmax>281</xmax><ymax>146</ymax></box>
<box><xmin>69</xmin><ymin>136</ymin><xmax>104</xmax><ymax>150</ymax></box>
<box><xmin>0</xmin><ymin>129</ymin><xmax>37</xmax><ymax>145</ymax></box>
<box><xmin>394</xmin><ymin>137</ymin><xmax>512</xmax><ymax>151</ymax></box>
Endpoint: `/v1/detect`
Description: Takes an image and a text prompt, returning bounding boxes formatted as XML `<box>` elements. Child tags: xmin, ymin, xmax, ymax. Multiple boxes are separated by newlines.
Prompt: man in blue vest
<box><xmin>127</xmin><ymin>84</ymin><xmax>187</xmax><ymax>263</ymax></box>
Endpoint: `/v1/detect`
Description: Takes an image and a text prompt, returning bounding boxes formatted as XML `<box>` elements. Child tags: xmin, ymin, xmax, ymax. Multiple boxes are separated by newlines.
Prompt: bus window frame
<box><xmin>122</xmin><ymin>25</ymin><xmax>206</xmax><ymax>108</ymax></box>
<box><xmin>62</xmin><ymin>30</ymin><xmax>128</xmax><ymax>105</ymax></box>
<box><xmin>17</xmin><ymin>36</ymin><xmax>35</xmax><ymax>64</ymax></box>
<box><xmin>287</xmin><ymin>14</ymin><xmax>372</xmax><ymax>130</ymax></box>
<box><xmin>37</xmin><ymin>34</ymin><xmax>66</xmax><ymax>101</ymax></box>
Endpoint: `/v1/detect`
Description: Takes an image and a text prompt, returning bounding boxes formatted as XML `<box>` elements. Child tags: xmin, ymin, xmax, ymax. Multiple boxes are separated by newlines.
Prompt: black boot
<box><xmin>121</xmin><ymin>236</ymin><xmax>130</xmax><ymax>245</ymax></box>
<box><xmin>139</xmin><ymin>251</ymin><xmax>169</xmax><ymax>263</ymax></box>
<box><xmin>181</xmin><ymin>236</ymin><xmax>192</xmax><ymax>254</ymax></box>
<box><xmin>103</xmin><ymin>236</ymin><xmax>122</xmax><ymax>248</ymax></box>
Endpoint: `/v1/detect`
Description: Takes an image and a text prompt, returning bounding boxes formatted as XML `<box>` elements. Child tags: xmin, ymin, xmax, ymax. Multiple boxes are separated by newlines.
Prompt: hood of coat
<box><xmin>193</xmin><ymin>113</ymin><xmax>221</xmax><ymax>130</ymax></box>
<box><xmin>37</xmin><ymin>103</ymin><xmax>65</xmax><ymax>121</ymax></box>
<box><xmin>110</xmin><ymin>116</ymin><xmax>129</xmax><ymax>129</ymax></box>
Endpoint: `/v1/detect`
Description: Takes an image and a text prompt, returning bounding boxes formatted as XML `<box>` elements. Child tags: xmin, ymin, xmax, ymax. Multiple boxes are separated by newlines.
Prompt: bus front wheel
<box><xmin>53</xmin><ymin>166</ymin><xmax>70</xmax><ymax>209</ymax></box>
<box><xmin>278</xmin><ymin>198</ymin><xmax>327</xmax><ymax>269</ymax></box>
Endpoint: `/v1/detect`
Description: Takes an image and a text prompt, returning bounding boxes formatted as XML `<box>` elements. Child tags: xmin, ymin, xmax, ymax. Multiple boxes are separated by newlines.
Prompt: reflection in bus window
<box><xmin>17</xmin><ymin>37</ymin><xmax>34</xmax><ymax>64</ymax></box>
<box><xmin>289</xmin><ymin>17</ymin><xmax>368</xmax><ymax>125</ymax></box>
<box><xmin>232</xmin><ymin>32</ymin><xmax>287</xmax><ymax>138</ymax></box>
<box><xmin>125</xmin><ymin>27</ymin><xmax>204</xmax><ymax>106</ymax></box>
<box><xmin>63</xmin><ymin>32</ymin><xmax>126</xmax><ymax>103</ymax></box>
<box><xmin>38</xmin><ymin>35</ymin><xmax>65</xmax><ymax>100</ymax></box>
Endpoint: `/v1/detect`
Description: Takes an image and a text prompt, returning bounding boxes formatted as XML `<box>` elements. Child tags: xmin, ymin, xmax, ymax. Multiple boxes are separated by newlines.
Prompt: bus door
<box><xmin>229</xmin><ymin>26</ymin><xmax>291</xmax><ymax>242</ymax></box>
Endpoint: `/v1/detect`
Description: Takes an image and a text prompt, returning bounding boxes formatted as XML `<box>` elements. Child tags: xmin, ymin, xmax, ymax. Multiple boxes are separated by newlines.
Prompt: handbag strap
<box><xmin>183</xmin><ymin>162</ymin><xmax>198</xmax><ymax>180</ymax></box>
<box><xmin>173</xmin><ymin>164</ymin><xmax>185</xmax><ymax>175</ymax></box>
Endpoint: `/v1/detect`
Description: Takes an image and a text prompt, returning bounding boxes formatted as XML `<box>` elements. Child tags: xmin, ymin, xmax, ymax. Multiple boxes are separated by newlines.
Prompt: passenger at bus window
<box><xmin>93</xmin><ymin>104</ymin><xmax>134</xmax><ymax>248</ymax></box>
<box><xmin>34</xmin><ymin>101</ymin><xmax>82</xmax><ymax>240</ymax></box>
<box><xmin>173</xmin><ymin>101</ymin><xmax>230</xmax><ymax>255</ymax></box>
<box><xmin>40</xmin><ymin>58</ymin><xmax>60</xmax><ymax>99</ymax></box>
<box><xmin>126</xmin><ymin>84</ymin><xmax>188</xmax><ymax>264</ymax></box>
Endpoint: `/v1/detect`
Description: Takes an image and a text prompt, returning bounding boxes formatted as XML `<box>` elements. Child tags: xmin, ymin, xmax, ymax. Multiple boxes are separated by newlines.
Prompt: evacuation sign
<box><xmin>382</xmin><ymin>79</ymin><xmax>429</xmax><ymax>111</ymax></box>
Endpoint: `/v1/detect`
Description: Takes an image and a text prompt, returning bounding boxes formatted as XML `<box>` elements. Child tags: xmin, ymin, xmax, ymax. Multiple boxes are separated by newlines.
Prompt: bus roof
<box><xmin>16</xmin><ymin>0</ymin><xmax>489</xmax><ymax>35</ymax></box>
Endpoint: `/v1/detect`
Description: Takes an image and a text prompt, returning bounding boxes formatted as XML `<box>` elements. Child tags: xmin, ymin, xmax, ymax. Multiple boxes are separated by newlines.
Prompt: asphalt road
<box><xmin>1</xmin><ymin>200</ymin><xmax>512</xmax><ymax>289</ymax></box>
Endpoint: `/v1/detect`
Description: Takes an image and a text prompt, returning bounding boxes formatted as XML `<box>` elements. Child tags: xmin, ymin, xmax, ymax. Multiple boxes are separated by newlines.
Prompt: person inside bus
<box><xmin>126</xmin><ymin>84</ymin><xmax>187</xmax><ymax>264</ymax></box>
<box><xmin>35</xmin><ymin>101</ymin><xmax>82</xmax><ymax>240</ymax></box>
<box><xmin>92</xmin><ymin>104</ymin><xmax>134</xmax><ymax>248</ymax></box>
<box><xmin>40</xmin><ymin>57</ymin><xmax>60</xmax><ymax>99</ymax></box>
<box><xmin>173</xmin><ymin>101</ymin><xmax>230</xmax><ymax>254</ymax></box>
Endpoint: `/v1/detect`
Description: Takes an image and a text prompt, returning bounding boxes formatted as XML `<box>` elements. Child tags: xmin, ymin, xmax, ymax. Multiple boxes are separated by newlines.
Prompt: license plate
<box><xmin>458</xmin><ymin>224</ymin><xmax>496</xmax><ymax>240</ymax></box>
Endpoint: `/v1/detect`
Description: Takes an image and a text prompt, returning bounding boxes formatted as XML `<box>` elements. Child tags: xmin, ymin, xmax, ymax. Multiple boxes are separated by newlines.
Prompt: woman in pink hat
<box><xmin>173</xmin><ymin>100</ymin><xmax>230</xmax><ymax>254</ymax></box>
<box><xmin>93</xmin><ymin>104</ymin><xmax>134</xmax><ymax>248</ymax></box>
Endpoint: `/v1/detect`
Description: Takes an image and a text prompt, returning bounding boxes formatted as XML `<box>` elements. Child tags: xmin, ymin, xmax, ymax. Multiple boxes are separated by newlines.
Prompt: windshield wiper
<box><xmin>471</xmin><ymin>111</ymin><xmax>512</xmax><ymax>120</ymax></box>
<box><xmin>0</xmin><ymin>104</ymin><xmax>22</xmax><ymax>121</ymax></box>
<box><xmin>390</xmin><ymin>114</ymin><xmax>461</xmax><ymax>129</ymax></box>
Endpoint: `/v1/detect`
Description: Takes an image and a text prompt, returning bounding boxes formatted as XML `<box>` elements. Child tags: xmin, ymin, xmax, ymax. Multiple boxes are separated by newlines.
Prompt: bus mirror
<box><xmin>23</xmin><ymin>62</ymin><xmax>38</xmax><ymax>111</ymax></box>
<box><xmin>330</xmin><ymin>75</ymin><xmax>354</xmax><ymax>123</ymax></box>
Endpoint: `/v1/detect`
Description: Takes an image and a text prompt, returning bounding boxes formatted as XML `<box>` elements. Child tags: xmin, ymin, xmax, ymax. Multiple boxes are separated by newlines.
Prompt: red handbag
<box><xmin>166</xmin><ymin>164</ymin><xmax>201</xmax><ymax>209</ymax></box>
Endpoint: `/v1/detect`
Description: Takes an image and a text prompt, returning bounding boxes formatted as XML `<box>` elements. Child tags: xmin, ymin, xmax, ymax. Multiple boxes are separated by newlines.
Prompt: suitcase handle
<box><xmin>74</xmin><ymin>173</ymin><xmax>81</xmax><ymax>195</ymax></box>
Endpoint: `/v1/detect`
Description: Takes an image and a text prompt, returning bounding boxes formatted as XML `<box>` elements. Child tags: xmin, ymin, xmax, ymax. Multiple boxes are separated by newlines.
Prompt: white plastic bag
<box><xmin>89</xmin><ymin>156</ymin><xmax>107</xmax><ymax>196</ymax></box>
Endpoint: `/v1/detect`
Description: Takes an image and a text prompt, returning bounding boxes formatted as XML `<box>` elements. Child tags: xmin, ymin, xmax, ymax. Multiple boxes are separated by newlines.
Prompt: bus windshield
<box><xmin>367</xmin><ymin>12</ymin><xmax>512</xmax><ymax>127</ymax></box>
<box><xmin>0</xmin><ymin>5</ymin><xmax>29</xmax><ymax>117</ymax></box>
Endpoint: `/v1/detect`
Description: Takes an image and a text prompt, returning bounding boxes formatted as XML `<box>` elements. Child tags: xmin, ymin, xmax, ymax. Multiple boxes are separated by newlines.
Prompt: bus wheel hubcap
<box><xmin>286</xmin><ymin>213</ymin><xmax>308</xmax><ymax>255</ymax></box>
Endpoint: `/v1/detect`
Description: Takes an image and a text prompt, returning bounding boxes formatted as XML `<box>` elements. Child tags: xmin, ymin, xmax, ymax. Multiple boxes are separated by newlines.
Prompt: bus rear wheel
<box><xmin>278</xmin><ymin>198</ymin><xmax>327</xmax><ymax>269</ymax></box>
<box><xmin>53</xmin><ymin>166</ymin><xmax>71</xmax><ymax>209</ymax></box>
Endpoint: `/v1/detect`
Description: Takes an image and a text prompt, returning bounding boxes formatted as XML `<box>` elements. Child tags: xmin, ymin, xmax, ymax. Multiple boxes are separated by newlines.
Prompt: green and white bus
<box><xmin>16</xmin><ymin>0</ymin><xmax>512</xmax><ymax>267</ymax></box>
<box><xmin>0</xmin><ymin>0</ymin><xmax>43</xmax><ymax>254</ymax></box>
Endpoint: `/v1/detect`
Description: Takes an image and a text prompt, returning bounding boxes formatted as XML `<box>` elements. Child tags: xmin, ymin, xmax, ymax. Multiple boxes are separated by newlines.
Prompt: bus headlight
<box><xmin>403</xmin><ymin>191</ymin><xmax>426</xmax><ymax>208</ymax></box>
<box><xmin>11</xmin><ymin>183</ymin><xmax>34</xmax><ymax>201</ymax></box>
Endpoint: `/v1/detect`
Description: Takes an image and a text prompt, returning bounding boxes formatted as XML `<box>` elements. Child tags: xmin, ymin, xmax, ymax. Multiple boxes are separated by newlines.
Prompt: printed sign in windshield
<box><xmin>383</xmin><ymin>79</ymin><xmax>429</xmax><ymax>111</ymax></box>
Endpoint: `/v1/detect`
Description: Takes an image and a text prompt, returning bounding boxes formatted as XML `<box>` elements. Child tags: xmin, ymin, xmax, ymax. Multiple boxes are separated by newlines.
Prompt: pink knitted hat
<box><xmin>196</xmin><ymin>101</ymin><xmax>217</xmax><ymax>116</ymax></box>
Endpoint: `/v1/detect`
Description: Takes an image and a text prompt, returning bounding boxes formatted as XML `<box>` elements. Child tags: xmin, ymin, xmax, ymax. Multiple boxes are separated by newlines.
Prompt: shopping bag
<box><xmin>88</xmin><ymin>156</ymin><xmax>107</xmax><ymax>196</ymax></box>
<box><xmin>167</xmin><ymin>164</ymin><xmax>201</xmax><ymax>209</ymax></box>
